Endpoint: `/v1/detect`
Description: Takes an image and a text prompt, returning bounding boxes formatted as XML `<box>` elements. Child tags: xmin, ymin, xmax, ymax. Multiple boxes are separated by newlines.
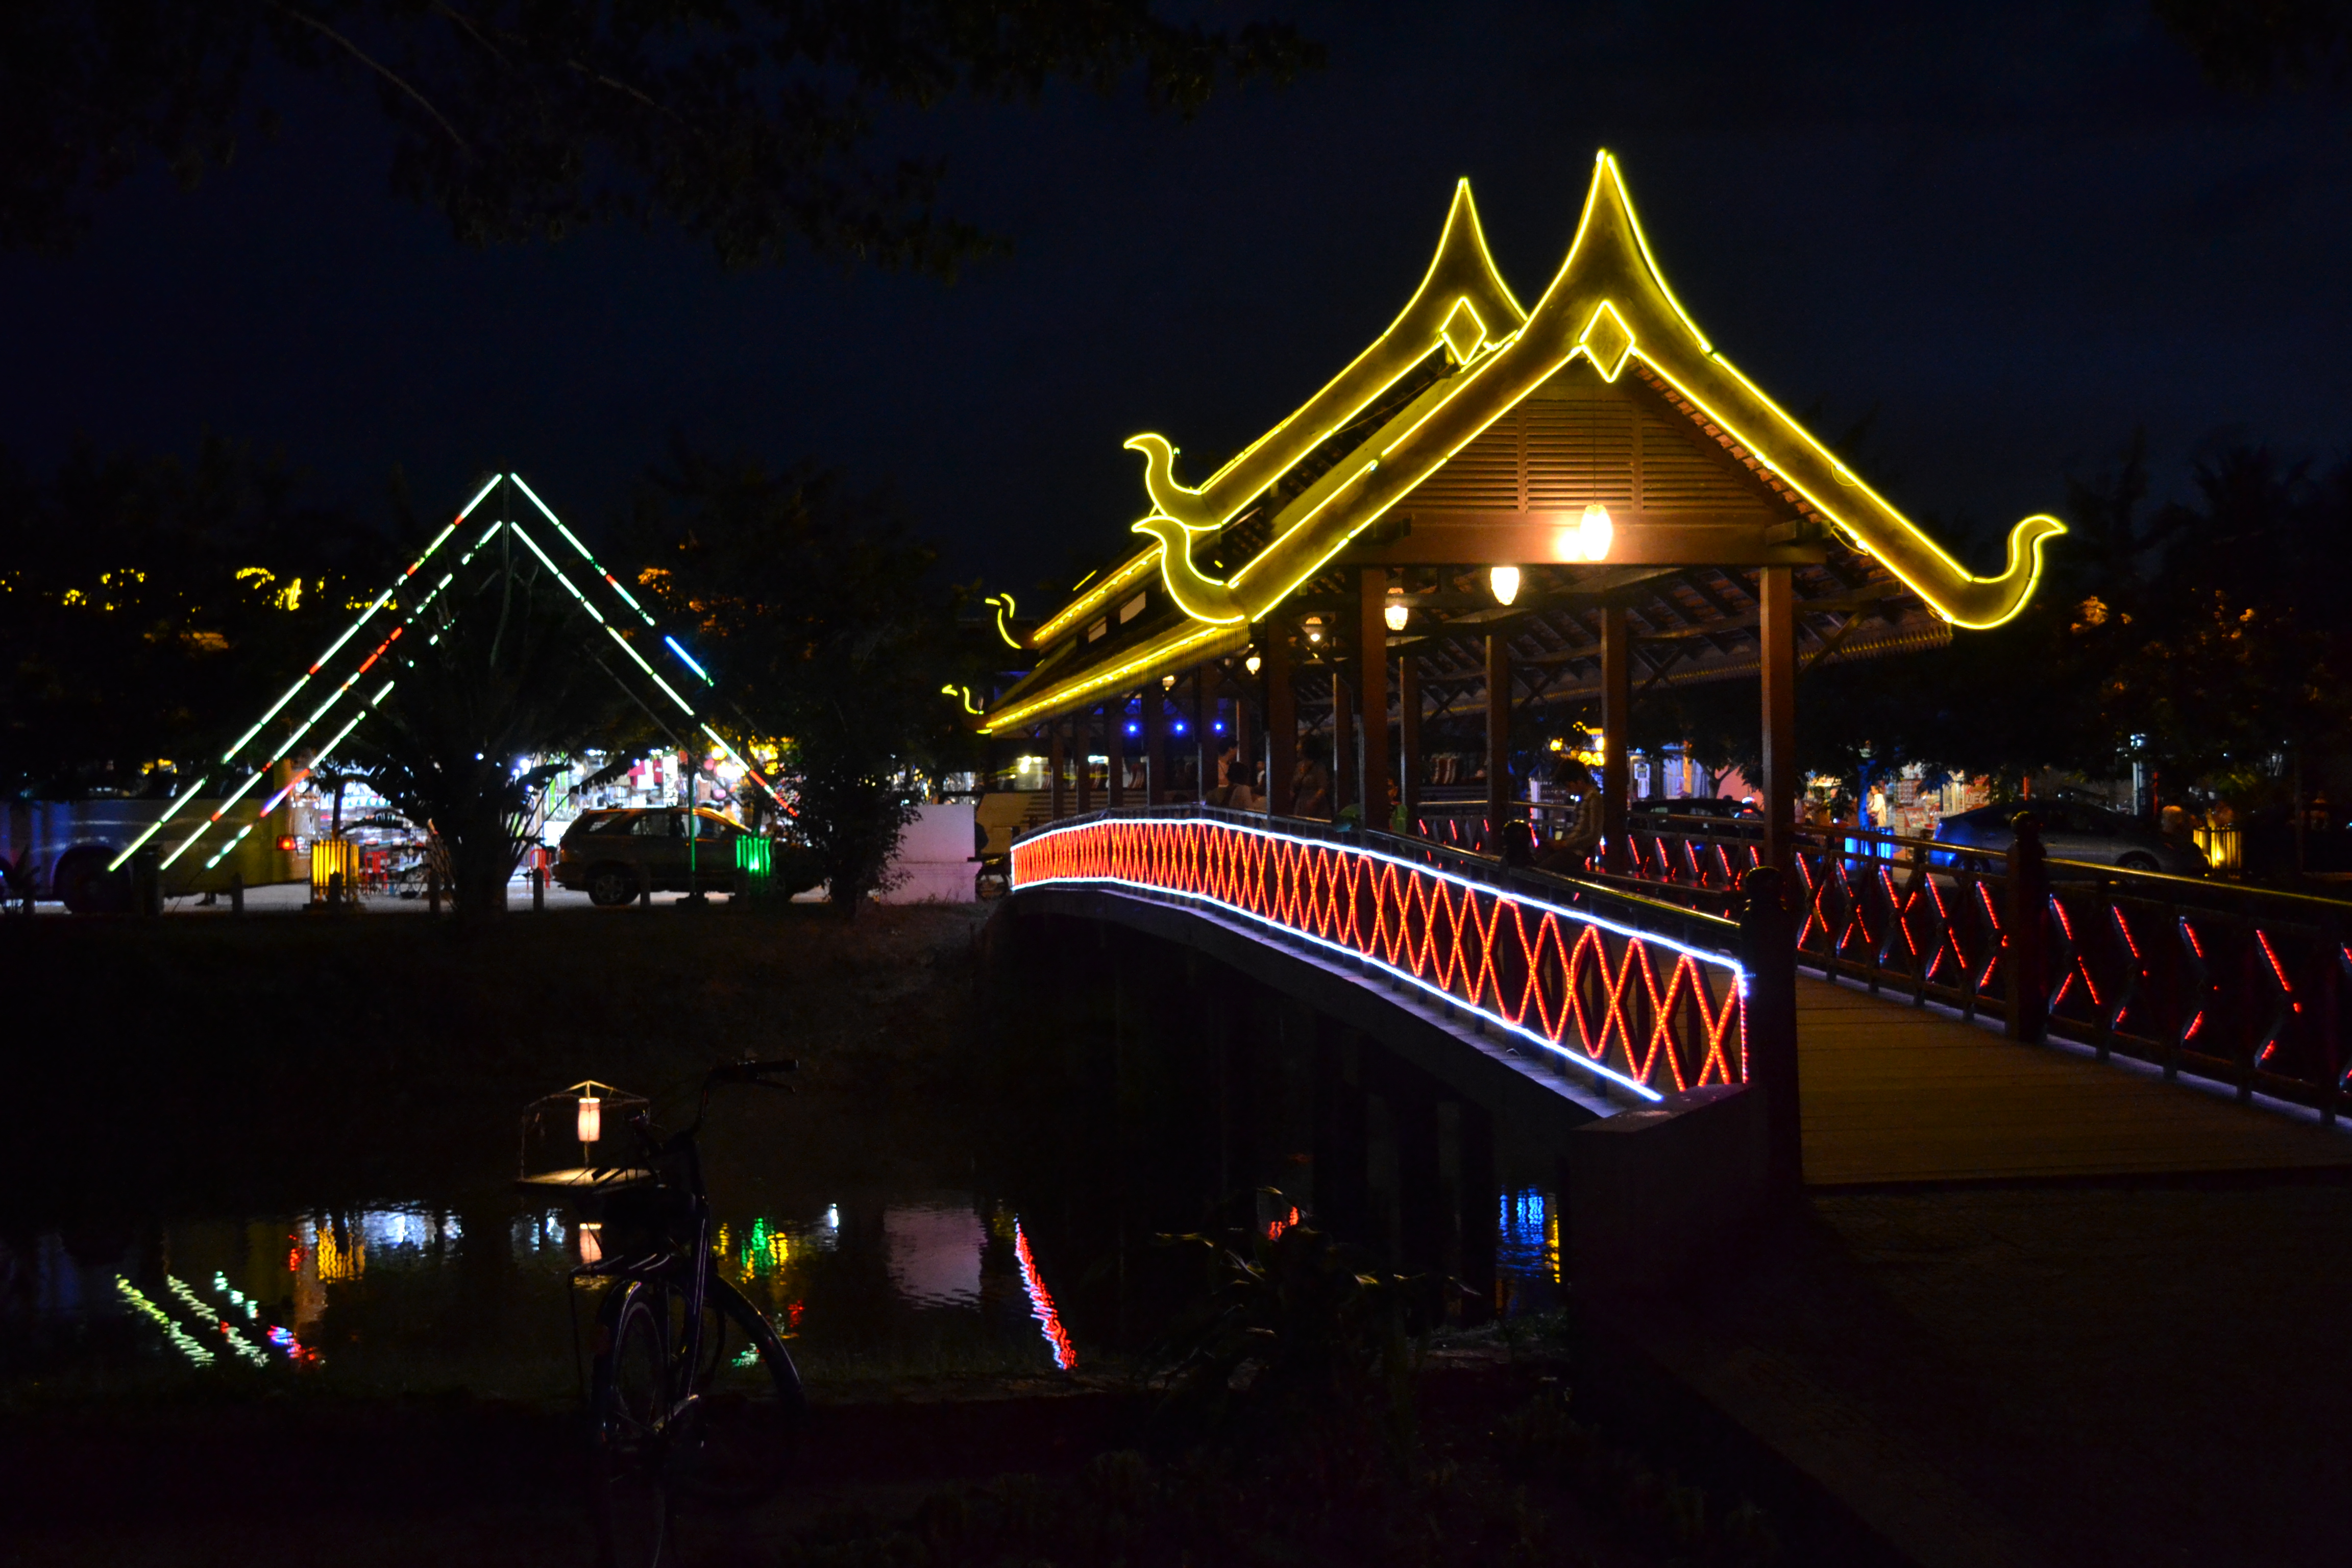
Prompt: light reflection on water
<box><xmin>2</xmin><ymin>1194</ymin><xmax>1083</xmax><ymax>1393</ymax></box>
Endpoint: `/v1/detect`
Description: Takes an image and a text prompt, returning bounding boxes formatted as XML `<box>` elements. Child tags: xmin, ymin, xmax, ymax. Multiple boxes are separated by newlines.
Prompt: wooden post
<box><xmin>1357</xmin><ymin>568</ymin><xmax>1391</xmax><ymax>827</ymax></box>
<box><xmin>1760</xmin><ymin>565</ymin><xmax>1798</xmax><ymax>873</ymax></box>
<box><xmin>1739</xmin><ymin>864</ymin><xmax>1803</xmax><ymax>1190</ymax></box>
<box><xmin>229</xmin><ymin>871</ymin><xmax>244</xmax><ymax>917</ymax></box>
<box><xmin>1600</xmin><ymin>602</ymin><xmax>1631</xmax><ymax>874</ymax></box>
<box><xmin>2005</xmin><ymin>812</ymin><xmax>2049</xmax><ymax>1044</ymax></box>
<box><xmin>1192</xmin><ymin>668</ymin><xmax>1211</xmax><ymax>802</ymax></box>
<box><xmin>532</xmin><ymin>865</ymin><xmax>546</xmax><ymax>912</ymax></box>
<box><xmin>1399</xmin><ymin>649</ymin><xmax>1422</xmax><ymax>835</ymax></box>
<box><xmin>1073</xmin><ymin>713</ymin><xmax>1092</xmax><ymax>814</ymax></box>
<box><xmin>1484</xmin><ymin>630</ymin><xmax>1511</xmax><ymax>849</ymax></box>
<box><xmin>1264</xmin><ymin>623</ymin><xmax>1296</xmax><ymax>816</ymax></box>
<box><xmin>1231</xmin><ymin>672</ymin><xmax>1253</xmax><ymax>800</ymax></box>
<box><xmin>1332</xmin><ymin>672</ymin><xmax>1356</xmax><ymax>821</ymax></box>
<box><xmin>1144</xmin><ymin>684</ymin><xmax>1168</xmax><ymax>806</ymax></box>
<box><xmin>1107</xmin><ymin>700</ymin><xmax>1126</xmax><ymax>808</ymax></box>
<box><xmin>1049</xmin><ymin>722</ymin><xmax>1068</xmax><ymax>820</ymax></box>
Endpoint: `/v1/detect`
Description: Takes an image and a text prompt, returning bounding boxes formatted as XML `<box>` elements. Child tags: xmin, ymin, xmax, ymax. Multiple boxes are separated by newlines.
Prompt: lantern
<box><xmin>1577</xmin><ymin>502</ymin><xmax>1614</xmax><ymax>562</ymax></box>
<box><xmin>577</xmin><ymin>1094</ymin><xmax>602</xmax><ymax>1146</ymax></box>
<box><xmin>1305</xmin><ymin>616</ymin><xmax>1325</xmax><ymax>644</ymax></box>
<box><xmin>1384</xmin><ymin>589</ymin><xmax>1409</xmax><ymax>633</ymax></box>
<box><xmin>1489</xmin><ymin>566</ymin><xmax>1521</xmax><ymax>607</ymax></box>
<box><xmin>1244</xmin><ymin>651</ymin><xmax>1262</xmax><ymax>676</ymax></box>
<box><xmin>1161</xmin><ymin>674</ymin><xmax>1177</xmax><ymax>691</ymax></box>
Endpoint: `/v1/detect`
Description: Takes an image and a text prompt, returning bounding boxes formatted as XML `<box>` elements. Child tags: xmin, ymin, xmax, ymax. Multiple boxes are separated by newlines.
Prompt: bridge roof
<box><xmin>983</xmin><ymin>152</ymin><xmax>2059</xmax><ymax>735</ymax></box>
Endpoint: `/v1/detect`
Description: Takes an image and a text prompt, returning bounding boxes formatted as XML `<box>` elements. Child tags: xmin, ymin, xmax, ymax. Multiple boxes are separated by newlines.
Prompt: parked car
<box><xmin>554</xmin><ymin>806</ymin><xmax>761</xmax><ymax>906</ymax></box>
<box><xmin>1627</xmin><ymin>797</ymin><xmax>1763</xmax><ymax>836</ymax></box>
<box><xmin>1931</xmin><ymin>799</ymin><xmax>2208</xmax><ymax>877</ymax></box>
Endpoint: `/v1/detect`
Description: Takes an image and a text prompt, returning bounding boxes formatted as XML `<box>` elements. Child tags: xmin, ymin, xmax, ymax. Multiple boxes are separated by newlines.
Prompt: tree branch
<box><xmin>273</xmin><ymin>3</ymin><xmax>473</xmax><ymax>158</ymax></box>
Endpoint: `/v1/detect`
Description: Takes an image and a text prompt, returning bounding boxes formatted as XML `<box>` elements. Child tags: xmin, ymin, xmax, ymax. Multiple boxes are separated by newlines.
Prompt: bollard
<box><xmin>328</xmin><ymin>870</ymin><xmax>344</xmax><ymax>910</ymax></box>
<box><xmin>638</xmin><ymin>862</ymin><xmax>653</xmax><ymax>909</ymax></box>
<box><xmin>2005</xmin><ymin>813</ymin><xmax>2049</xmax><ymax>1044</ymax></box>
<box><xmin>1738</xmin><ymin>864</ymin><xmax>1802</xmax><ymax>1191</ymax></box>
<box><xmin>132</xmin><ymin>847</ymin><xmax>163</xmax><ymax>917</ymax></box>
<box><xmin>230</xmin><ymin>871</ymin><xmax>244</xmax><ymax>917</ymax></box>
<box><xmin>532</xmin><ymin>866</ymin><xmax>546</xmax><ymax>911</ymax></box>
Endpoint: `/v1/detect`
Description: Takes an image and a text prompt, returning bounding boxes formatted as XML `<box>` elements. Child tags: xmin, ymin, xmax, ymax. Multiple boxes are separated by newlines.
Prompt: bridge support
<box><xmin>1600</xmin><ymin>602</ymin><xmax>1630</xmax><ymax>874</ymax></box>
<box><xmin>1261</xmin><ymin>619</ymin><xmax>1295</xmax><ymax>815</ymax></box>
<box><xmin>1357</xmin><ymin>567</ymin><xmax>1390</xmax><ymax>824</ymax></box>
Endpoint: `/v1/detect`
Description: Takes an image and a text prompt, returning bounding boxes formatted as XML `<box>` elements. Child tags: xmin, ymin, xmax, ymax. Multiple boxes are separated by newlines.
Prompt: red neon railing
<box><xmin>1011</xmin><ymin>812</ymin><xmax>1748</xmax><ymax>1101</ymax></box>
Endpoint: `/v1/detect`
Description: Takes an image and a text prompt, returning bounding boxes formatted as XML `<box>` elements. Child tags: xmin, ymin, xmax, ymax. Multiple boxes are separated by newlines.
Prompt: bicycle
<box><xmin>528</xmin><ymin>1060</ymin><xmax>808</xmax><ymax>1567</ymax></box>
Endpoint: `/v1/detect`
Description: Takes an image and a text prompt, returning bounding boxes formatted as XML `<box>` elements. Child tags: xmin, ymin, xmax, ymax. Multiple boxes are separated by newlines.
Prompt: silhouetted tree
<box><xmin>0</xmin><ymin>1</ymin><xmax>1319</xmax><ymax>266</ymax></box>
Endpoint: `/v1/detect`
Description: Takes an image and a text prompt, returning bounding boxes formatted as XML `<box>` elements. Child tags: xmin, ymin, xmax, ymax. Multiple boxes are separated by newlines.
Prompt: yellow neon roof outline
<box><xmin>981</xmin><ymin>619</ymin><xmax>1248</xmax><ymax>734</ymax></box>
<box><xmin>993</xmin><ymin>151</ymin><xmax>2063</xmax><ymax>726</ymax></box>
<box><xmin>1029</xmin><ymin>551</ymin><xmax>1159</xmax><ymax>648</ymax></box>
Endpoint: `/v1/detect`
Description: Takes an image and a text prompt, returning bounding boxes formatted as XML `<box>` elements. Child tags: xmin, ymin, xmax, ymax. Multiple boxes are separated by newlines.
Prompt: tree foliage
<box><xmin>628</xmin><ymin>446</ymin><xmax>982</xmax><ymax>913</ymax></box>
<box><xmin>0</xmin><ymin>435</ymin><xmax>391</xmax><ymax>796</ymax></box>
<box><xmin>1</xmin><ymin>1</ymin><xmax>1320</xmax><ymax>268</ymax></box>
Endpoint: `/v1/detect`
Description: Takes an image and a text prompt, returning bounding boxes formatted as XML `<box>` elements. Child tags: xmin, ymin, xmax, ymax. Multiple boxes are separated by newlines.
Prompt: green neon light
<box><xmin>511</xmin><ymin>473</ymin><xmax>657</xmax><ymax>626</ymax></box>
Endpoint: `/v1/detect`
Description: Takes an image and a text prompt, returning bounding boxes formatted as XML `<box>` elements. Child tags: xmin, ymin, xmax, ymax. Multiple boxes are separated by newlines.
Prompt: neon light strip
<box><xmin>1016</xmin><ymin>816</ymin><xmax>1746</xmax><ymax>1100</ymax></box>
<box><xmin>508</xmin><ymin>523</ymin><xmax>605</xmax><ymax>623</ymax></box>
<box><xmin>115</xmin><ymin>1276</ymin><xmax>215</xmax><ymax>1367</ymax></box>
<box><xmin>259</xmin><ymin>769</ymin><xmax>310</xmax><ymax>818</ymax></box>
<box><xmin>510</xmin><ymin>473</ymin><xmax>656</xmax><ymax>625</ymax></box>
<box><xmin>601</xmin><ymin>626</ymin><xmax>696</xmax><ymax>716</ymax></box>
<box><xmin>665</xmin><ymin>636</ymin><xmax>715</xmax><ymax>685</ymax></box>
<box><xmin>166</xmin><ymin>1275</ymin><xmax>269</xmax><ymax>1367</ymax></box>
<box><xmin>1012</xmin><ymin>1219</ymin><xmax>1076</xmax><ymax>1370</ymax></box>
<box><xmin>699</xmin><ymin>724</ymin><xmax>791</xmax><ymax>813</ymax></box>
<box><xmin>201</xmin><ymin>821</ymin><xmax>257</xmax><ymax>872</ymax></box>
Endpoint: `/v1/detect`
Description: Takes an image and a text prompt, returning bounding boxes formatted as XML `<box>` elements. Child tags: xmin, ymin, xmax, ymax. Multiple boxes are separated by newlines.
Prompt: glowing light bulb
<box><xmin>577</xmin><ymin>1095</ymin><xmax>601</xmax><ymax>1145</ymax></box>
<box><xmin>1161</xmin><ymin>674</ymin><xmax>1177</xmax><ymax>691</ymax></box>
<box><xmin>1306</xmin><ymin>616</ymin><xmax>1325</xmax><ymax>644</ymax></box>
<box><xmin>1489</xmin><ymin>566</ymin><xmax>1521</xmax><ymax>607</ymax></box>
<box><xmin>1244</xmin><ymin>652</ymin><xmax>1262</xmax><ymax>676</ymax></box>
<box><xmin>1384</xmin><ymin>590</ymin><xmax>1409</xmax><ymax>633</ymax></box>
<box><xmin>1577</xmin><ymin>503</ymin><xmax>1614</xmax><ymax>562</ymax></box>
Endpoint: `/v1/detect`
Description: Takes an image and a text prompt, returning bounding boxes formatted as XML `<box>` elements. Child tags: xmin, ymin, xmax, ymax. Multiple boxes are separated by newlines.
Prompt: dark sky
<box><xmin>4</xmin><ymin>1</ymin><xmax>2346</xmax><ymax>592</ymax></box>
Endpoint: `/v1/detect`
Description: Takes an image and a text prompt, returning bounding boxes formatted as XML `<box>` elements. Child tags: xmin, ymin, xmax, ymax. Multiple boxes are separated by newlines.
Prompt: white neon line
<box><xmin>509</xmin><ymin>524</ymin><xmax>604</xmax><ymax>622</ymax></box>
<box><xmin>106</xmin><ymin>773</ymin><xmax>210</xmax><ymax>871</ymax></box>
<box><xmin>648</xmin><ymin>670</ymin><xmax>696</xmax><ymax>716</ymax></box>
<box><xmin>372</xmin><ymin>679</ymin><xmax>395</xmax><ymax>703</ymax></box>
<box><xmin>1019</xmin><ymin>865</ymin><xmax>1663</xmax><ymax>1101</ymax></box>
<box><xmin>700</xmin><ymin>723</ymin><xmax>790</xmax><ymax>810</ymax></box>
<box><xmin>473</xmin><ymin>518</ymin><xmax>503</xmax><ymax>550</ymax></box>
<box><xmin>203</xmin><ymin>821</ymin><xmax>257</xmax><ymax>871</ymax></box>
<box><xmin>1015</xmin><ymin>816</ymin><xmax>1745</xmax><ymax>974</ymax></box>
<box><xmin>511</xmin><ymin>473</ymin><xmax>657</xmax><ymax>625</ymax></box>
<box><xmin>454</xmin><ymin>473</ymin><xmax>501</xmax><ymax>522</ymax></box>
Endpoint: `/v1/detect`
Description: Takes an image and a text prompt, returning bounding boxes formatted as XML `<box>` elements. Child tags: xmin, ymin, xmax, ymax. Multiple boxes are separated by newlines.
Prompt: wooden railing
<box><xmin>1611</xmin><ymin>813</ymin><xmax>2352</xmax><ymax>1120</ymax></box>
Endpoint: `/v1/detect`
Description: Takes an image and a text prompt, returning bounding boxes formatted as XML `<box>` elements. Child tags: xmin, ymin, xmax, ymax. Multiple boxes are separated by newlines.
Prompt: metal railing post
<box><xmin>1739</xmin><ymin>864</ymin><xmax>1802</xmax><ymax>1191</ymax></box>
<box><xmin>2006</xmin><ymin>813</ymin><xmax>2049</xmax><ymax>1044</ymax></box>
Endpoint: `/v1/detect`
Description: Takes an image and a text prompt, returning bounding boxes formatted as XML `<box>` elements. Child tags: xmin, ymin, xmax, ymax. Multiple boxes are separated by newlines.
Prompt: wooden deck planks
<box><xmin>1794</xmin><ymin>974</ymin><xmax>2352</xmax><ymax>1184</ymax></box>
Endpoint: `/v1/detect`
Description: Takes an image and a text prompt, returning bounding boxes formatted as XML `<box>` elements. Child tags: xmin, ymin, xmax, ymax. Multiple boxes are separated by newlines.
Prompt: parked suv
<box><xmin>554</xmin><ymin>807</ymin><xmax>754</xmax><ymax>906</ymax></box>
<box><xmin>1931</xmin><ymin>798</ymin><xmax>2208</xmax><ymax>877</ymax></box>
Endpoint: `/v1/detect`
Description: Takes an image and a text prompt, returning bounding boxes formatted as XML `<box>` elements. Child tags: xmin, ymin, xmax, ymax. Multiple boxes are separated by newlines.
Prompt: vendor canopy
<box><xmin>984</xmin><ymin>151</ymin><xmax>2061</xmax><ymax>735</ymax></box>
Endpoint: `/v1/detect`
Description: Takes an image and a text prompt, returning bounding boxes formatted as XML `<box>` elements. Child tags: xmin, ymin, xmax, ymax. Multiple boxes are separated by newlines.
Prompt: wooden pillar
<box><xmin>1073</xmin><ymin>712</ymin><xmax>1092</xmax><ymax>814</ymax></box>
<box><xmin>1400</xmin><ymin>650</ymin><xmax>1422</xmax><ymax>833</ymax></box>
<box><xmin>1600</xmin><ymin>603</ymin><xmax>1630</xmax><ymax>874</ymax></box>
<box><xmin>1264</xmin><ymin>623</ymin><xmax>1296</xmax><ymax>816</ymax></box>
<box><xmin>1048</xmin><ymin>722</ymin><xmax>1068</xmax><ymax>820</ymax></box>
<box><xmin>1484</xmin><ymin>630</ymin><xmax>1511</xmax><ymax>847</ymax></box>
<box><xmin>1191</xmin><ymin>668</ymin><xmax>1211</xmax><ymax>802</ymax></box>
<box><xmin>1232</xmin><ymin>672</ymin><xmax>1254</xmax><ymax>800</ymax></box>
<box><xmin>1760</xmin><ymin>566</ymin><xmax>1798</xmax><ymax>872</ymax></box>
<box><xmin>1357</xmin><ymin>568</ymin><xmax>1391</xmax><ymax>826</ymax></box>
<box><xmin>1107</xmin><ymin>699</ymin><xmax>1126</xmax><ymax>807</ymax></box>
<box><xmin>1144</xmin><ymin>683</ymin><xmax>1169</xmax><ymax>807</ymax></box>
<box><xmin>1332</xmin><ymin>672</ymin><xmax>1357</xmax><ymax>821</ymax></box>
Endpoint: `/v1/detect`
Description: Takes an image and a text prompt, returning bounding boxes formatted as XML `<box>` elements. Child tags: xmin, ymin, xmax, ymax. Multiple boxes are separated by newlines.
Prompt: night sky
<box><xmin>4</xmin><ymin>1</ymin><xmax>2346</xmax><ymax>593</ymax></box>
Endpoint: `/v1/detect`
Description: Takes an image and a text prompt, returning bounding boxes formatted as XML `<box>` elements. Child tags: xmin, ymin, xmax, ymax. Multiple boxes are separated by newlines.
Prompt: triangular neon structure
<box><xmin>108</xmin><ymin>473</ymin><xmax>787</xmax><ymax>874</ymax></box>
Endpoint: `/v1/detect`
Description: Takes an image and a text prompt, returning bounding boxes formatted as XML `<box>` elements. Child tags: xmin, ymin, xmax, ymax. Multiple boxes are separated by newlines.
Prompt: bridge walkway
<box><xmin>1798</xmin><ymin>974</ymin><xmax>2352</xmax><ymax>1185</ymax></box>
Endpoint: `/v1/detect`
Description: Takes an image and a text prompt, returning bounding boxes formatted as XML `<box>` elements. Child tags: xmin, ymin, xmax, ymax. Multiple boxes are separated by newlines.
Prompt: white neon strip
<box><xmin>1014</xmin><ymin>817</ymin><xmax>1752</xmax><ymax>1102</ymax></box>
<box><xmin>511</xmin><ymin>473</ymin><xmax>657</xmax><ymax>625</ymax></box>
<box><xmin>665</xmin><ymin>636</ymin><xmax>714</xmax><ymax>685</ymax></box>
<box><xmin>454</xmin><ymin>473</ymin><xmax>502</xmax><ymax>523</ymax></box>
<box><xmin>219</xmin><ymin>518</ymin><xmax>462</xmax><ymax>765</ymax></box>
<box><xmin>106</xmin><ymin>774</ymin><xmax>210</xmax><ymax>871</ymax></box>
<box><xmin>508</xmin><ymin>524</ymin><xmax>604</xmax><ymax>622</ymax></box>
<box><xmin>202</xmin><ymin>820</ymin><xmax>258</xmax><ymax>872</ymax></box>
<box><xmin>648</xmin><ymin>670</ymin><xmax>696</xmax><ymax>716</ymax></box>
<box><xmin>700</xmin><ymin>723</ymin><xmax>790</xmax><ymax>810</ymax></box>
<box><xmin>372</xmin><ymin>679</ymin><xmax>395</xmax><ymax>703</ymax></box>
<box><xmin>474</xmin><ymin>517</ymin><xmax>503</xmax><ymax>550</ymax></box>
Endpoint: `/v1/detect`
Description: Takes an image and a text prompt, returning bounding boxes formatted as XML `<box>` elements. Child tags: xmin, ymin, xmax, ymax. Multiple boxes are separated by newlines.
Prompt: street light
<box><xmin>1489</xmin><ymin>566</ymin><xmax>1521</xmax><ymax>607</ymax></box>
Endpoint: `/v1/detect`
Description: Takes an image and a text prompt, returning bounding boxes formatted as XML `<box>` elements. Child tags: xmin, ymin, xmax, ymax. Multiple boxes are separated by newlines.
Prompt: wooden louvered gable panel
<box><xmin>1524</xmin><ymin>397</ymin><xmax>1636</xmax><ymax>510</ymax></box>
<box><xmin>1634</xmin><ymin>399</ymin><xmax>1773</xmax><ymax>513</ymax></box>
<box><xmin>1408</xmin><ymin>411</ymin><xmax>1521</xmax><ymax>509</ymax></box>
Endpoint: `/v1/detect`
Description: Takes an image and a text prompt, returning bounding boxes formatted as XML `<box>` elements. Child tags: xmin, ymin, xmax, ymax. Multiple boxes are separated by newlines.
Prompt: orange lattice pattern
<box><xmin>1013</xmin><ymin>817</ymin><xmax>1746</xmax><ymax>1096</ymax></box>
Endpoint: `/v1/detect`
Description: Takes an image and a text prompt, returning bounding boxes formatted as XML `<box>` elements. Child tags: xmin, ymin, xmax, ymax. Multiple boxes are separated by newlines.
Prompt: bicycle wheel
<box><xmin>590</xmin><ymin>1280</ymin><xmax>676</xmax><ymax>1568</ymax></box>
<box><xmin>673</xmin><ymin>1275</ymin><xmax>807</xmax><ymax>1506</ymax></box>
